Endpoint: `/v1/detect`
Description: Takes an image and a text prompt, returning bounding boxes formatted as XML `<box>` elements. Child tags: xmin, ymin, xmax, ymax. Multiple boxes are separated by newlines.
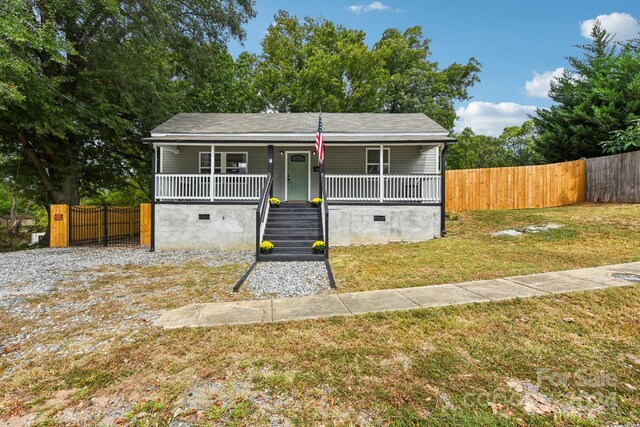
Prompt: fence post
<box><xmin>49</xmin><ymin>204</ymin><xmax>69</xmax><ymax>248</ymax></box>
<box><xmin>139</xmin><ymin>203</ymin><xmax>152</xmax><ymax>246</ymax></box>
<box><xmin>103</xmin><ymin>205</ymin><xmax>108</xmax><ymax>247</ymax></box>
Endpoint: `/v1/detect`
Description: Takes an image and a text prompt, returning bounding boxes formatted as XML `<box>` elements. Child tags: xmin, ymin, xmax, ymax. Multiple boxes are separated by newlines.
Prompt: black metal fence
<box><xmin>69</xmin><ymin>205</ymin><xmax>140</xmax><ymax>247</ymax></box>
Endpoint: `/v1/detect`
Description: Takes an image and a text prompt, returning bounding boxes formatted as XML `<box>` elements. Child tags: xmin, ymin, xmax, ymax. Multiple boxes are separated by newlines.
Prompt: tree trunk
<box><xmin>7</xmin><ymin>195</ymin><xmax>19</xmax><ymax>236</ymax></box>
<box><xmin>51</xmin><ymin>173</ymin><xmax>80</xmax><ymax>205</ymax></box>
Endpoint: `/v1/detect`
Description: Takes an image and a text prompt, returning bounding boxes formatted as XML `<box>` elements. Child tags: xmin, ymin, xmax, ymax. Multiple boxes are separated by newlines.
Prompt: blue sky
<box><xmin>228</xmin><ymin>1</ymin><xmax>640</xmax><ymax>136</ymax></box>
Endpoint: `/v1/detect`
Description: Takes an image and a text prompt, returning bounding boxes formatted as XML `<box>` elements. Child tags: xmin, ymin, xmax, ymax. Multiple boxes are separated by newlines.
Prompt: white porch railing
<box><xmin>155</xmin><ymin>174</ymin><xmax>268</xmax><ymax>201</ymax></box>
<box><xmin>324</xmin><ymin>174</ymin><xmax>441</xmax><ymax>203</ymax></box>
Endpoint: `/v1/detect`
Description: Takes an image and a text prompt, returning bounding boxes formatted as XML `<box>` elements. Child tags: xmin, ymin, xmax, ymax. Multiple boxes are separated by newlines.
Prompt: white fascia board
<box><xmin>151</xmin><ymin>142</ymin><xmax>444</xmax><ymax>147</ymax></box>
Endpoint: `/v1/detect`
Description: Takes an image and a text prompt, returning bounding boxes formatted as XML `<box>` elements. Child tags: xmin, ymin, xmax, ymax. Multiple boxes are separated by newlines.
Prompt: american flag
<box><xmin>315</xmin><ymin>113</ymin><xmax>324</xmax><ymax>165</ymax></box>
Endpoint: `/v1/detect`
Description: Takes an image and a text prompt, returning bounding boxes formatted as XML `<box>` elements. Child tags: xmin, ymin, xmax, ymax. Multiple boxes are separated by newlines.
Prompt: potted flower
<box><xmin>312</xmin><ymin>240</ymin><xmax>325</xmax><ymax>254</ymax></box>
<box><xmin>269</xmin><ymin>197</ymin><xmax>281</xmax><ymax>208</ymax></box>
<box><xmin>260</xmin><ymin>240</ymin><xmax>274</xmax><ymax>254</ymax></box>
<box><xmin>311</xmin><ymin>197</ymin><xmax>322</xmax><ymax>208</ymax></box>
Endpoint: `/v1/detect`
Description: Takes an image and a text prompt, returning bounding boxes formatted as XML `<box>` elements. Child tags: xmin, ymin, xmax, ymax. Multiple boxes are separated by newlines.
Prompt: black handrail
<box><xmin>255</xmin><ymin>174</ymin><xmax>273</xmax><ymax>259</ymax></box>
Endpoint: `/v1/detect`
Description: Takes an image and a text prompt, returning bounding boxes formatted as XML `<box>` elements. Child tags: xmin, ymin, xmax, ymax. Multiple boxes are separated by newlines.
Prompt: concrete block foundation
<box><xmin>328</xmin><ymin>204</ymin><xmax>441</xmax><ymax>246</ymax></box>
<box><xmin>155</xmin><ymin>204</ymin><xmax>256</xmax><ymax>250</ymax></box>
<box><xmin>155</xmin><ymin>203</ymin><xmax>442</xmax><ymax>250</ymax></box>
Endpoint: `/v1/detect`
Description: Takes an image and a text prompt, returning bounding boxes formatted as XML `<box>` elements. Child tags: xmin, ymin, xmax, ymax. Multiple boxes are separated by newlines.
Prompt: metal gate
<box><xmin>69</xmin><ymin>205</ymin><xmax>140</xmax><ymax>247</ymax></box>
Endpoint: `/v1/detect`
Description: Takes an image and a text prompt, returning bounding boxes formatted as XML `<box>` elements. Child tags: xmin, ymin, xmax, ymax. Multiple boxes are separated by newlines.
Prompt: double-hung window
<box><xmin>366</xmin><ymin>148</ymin><xmax>390</xmax><ymax>174</ymax></box>
<box><xmin>200</xmin><ymin>152</ymin><xmax>248</xmax><ymax>174</ymax></box>
<box><xmin>199</xmin><ymin>152</ymin><xmax>212</xmax><ymax>174</ymax></box>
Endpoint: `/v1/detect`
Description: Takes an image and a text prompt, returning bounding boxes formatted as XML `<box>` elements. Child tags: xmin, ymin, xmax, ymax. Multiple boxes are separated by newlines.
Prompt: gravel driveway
<box><xmin>0</xmin><ymin>247</ymin><xmax>252</xmax><ymax>309</ymax></box>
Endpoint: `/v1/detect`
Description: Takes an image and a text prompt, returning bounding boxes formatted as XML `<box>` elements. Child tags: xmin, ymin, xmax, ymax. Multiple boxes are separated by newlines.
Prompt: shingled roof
<box><xmin>145</xmin><ymin>113</ymin><xmax>454</xmax><ymax>144</ymax></box>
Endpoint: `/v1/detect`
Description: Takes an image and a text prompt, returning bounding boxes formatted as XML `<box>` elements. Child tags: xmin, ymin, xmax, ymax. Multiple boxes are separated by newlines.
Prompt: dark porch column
<box><xmin>319</xmin><ymin>160</ymin><xmax>325</xmax><ymax>197</ymax></box>
<box><xmin>267</xmin><ymin>145</ymin><xmax>274</xmax><ymax>197</ymax></box>
<box><xmin>440</xmin><ymin>144</ymin><xmax>448</xmax><ymax>236</ymax></box>
<box><xmin>150</xmin><ymin>145</ymin><xmax>156</xmax><ymax>252</ymax></box>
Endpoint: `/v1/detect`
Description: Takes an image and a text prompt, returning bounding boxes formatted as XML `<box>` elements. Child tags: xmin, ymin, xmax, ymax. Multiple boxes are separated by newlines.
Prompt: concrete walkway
<box><xmin>154</xmin><ymin>262</ymin><xmax>640</xmax><ymax>329</ymax></box>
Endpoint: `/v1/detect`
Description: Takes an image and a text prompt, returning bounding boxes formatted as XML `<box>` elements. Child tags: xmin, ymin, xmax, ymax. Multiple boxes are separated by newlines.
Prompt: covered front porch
<box><xmin>151</xmin><ymin>144</ymin><xmax>444</xmax><ymax>204</ymax></box>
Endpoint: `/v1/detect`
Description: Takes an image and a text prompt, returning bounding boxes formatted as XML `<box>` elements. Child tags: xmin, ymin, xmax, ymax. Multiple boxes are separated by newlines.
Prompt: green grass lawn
<box><xmin>331</xmin><ymin>203</ymin><xmax>640</xmax><ymax>293</ymax></box>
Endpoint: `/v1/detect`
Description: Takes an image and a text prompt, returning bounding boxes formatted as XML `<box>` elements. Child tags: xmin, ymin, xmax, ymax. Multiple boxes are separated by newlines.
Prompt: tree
<box><xmin>255</xmin><ymin>11</ymin><xmax>387</xmax><ymax>113</ymax></box>
<box><xmin>374</xmin><ymin>27</ymin><xmax>481</xmax><ymax>129</ymax></box>
<box><xmin>499</xmin><ymin>121</ymin><xmax>544</xmax><ymax>166</ymax></box>
<box><xmin>252</xmin><ymin>11</ymin><xmax>481</xmax><ymax>129</ymax></box>
<box><xmin>447</xmin><ymin>128</ymin><xmax>512</xmax><ymax>170</ymax></box>
<box><xmin>447</xmin><ymin>121</ymin><xmax>544</xmax><ymax>170</ymax></box>
<box><xmin>533</xmin><ymin>22</ymin><xmax>640</xmax><ymax>162</ymax></box>
<box><xmin>0</xmin><ymin>0</ymin><xmax>255</xmax><ymax>207</ymax></box>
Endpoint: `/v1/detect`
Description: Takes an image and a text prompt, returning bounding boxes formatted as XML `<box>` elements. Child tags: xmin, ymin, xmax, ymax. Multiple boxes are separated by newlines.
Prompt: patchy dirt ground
<box><xmin>0</xmin><ymin>247</ymin><xmax>256</xmax><ymax>426</ymax></box>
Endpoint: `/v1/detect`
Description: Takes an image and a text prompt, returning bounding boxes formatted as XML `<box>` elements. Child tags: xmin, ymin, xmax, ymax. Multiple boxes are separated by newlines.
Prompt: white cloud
<box><xmin>455</xmin><ymin>102</ymin><xmax>538</xmax><ymax>137</ymax></box>
<box><xmin>525</xmin><ymin>67</ymin><xmax>564</xmax><ymax>98</ymax></box>
<box><xmin>347</xmin><ymin>2</ymin><xmax>399</xmax><ymax>13</ymax></box>
<box><xmin>580</xmin><ymin>12</ymin><xmax>640</xmax><ymax>42</ymax></box>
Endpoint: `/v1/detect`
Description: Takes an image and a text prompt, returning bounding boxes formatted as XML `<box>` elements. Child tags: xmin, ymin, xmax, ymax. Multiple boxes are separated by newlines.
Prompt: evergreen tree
<box><xmin>533</xmin><ymin>22</ymin><xmax>640</xmax><ymax>162</ymax></box>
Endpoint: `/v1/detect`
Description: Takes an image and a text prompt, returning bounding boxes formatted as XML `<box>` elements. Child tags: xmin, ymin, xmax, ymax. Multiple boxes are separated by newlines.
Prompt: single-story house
<box><xmin>144</xmin><ymin>113</ymin><xmax>454</xmax><ymax>260</ymax></box>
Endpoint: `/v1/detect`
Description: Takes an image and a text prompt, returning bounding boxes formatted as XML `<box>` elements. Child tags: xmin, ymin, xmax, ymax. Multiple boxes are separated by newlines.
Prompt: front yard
<box><xmin>1</xmin><ymin>203</ymin><xmax>639</xmax><ymax>425</ymax></box>
<box><xmin>332</xmin><ymin>203</ymin><xmax>640</xmax><ymax>292</ymax></box>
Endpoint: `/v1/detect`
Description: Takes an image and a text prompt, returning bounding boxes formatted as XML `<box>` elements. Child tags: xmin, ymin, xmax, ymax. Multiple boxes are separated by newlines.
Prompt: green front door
<box><xmin>287</xmin><ymin>153</ymin><xmax>308</xmax><ymax>201</ymax></box>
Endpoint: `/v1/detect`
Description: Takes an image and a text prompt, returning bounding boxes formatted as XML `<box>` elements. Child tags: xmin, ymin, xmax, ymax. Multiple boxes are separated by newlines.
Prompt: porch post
<box><xmin>267</xmin><ymin>145</ymin><xmax>274</xmax><ymax>198</ymax></box>
<box><xmin>149</xmin><ymin>144</ymin><xmax>156</xmax><ymax>252</ymax></box>
<box><xmin>379</xmin><ymin>144</ymin><xmax>384</xmax><ymax>203</ymax></box>
<box><xmin>440</xmin><ymin>143</ymin><xmax>448</xmax><ymax>236</ymax></box>
<box><xmin>319</xmin><ymin>155</ymin><xmax>324</xmax><ymax>198</ymax></box>
<box><xmin>210</xmin><ymin>145</ymin><xmax>215</xmax><ymax>202</ymax></box>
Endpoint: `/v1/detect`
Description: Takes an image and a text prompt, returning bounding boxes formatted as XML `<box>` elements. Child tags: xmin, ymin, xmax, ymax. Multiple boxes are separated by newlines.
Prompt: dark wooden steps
<box><xmin>260</xmin><ymin>202</ymin><xmax>324</xmax><ymax>261</ymax></box>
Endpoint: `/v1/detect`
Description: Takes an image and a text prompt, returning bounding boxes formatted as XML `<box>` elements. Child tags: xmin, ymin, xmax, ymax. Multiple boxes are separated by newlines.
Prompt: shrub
<box><xmin>269</xmin><ymin>197</ymin><xmax>280</xmax><ymax>206</ymax></box>
<box><xmin>311</xmin><ymin>197</ymin><xmax>322</xmax><ymax>207</ymax></box>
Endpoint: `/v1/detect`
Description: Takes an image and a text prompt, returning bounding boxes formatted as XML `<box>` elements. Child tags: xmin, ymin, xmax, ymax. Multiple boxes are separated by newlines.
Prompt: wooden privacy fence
<box><xmin>445</xmin><ymin>160</ymin><xmax>586</xmax><ymax>213</ymax></box>
<box><xmin>585</xmin><ymin>150</ymin><xmax>640</xmax><ymax>203</ymax></box>
<box><xmin>50</xmin><ymin>203</ymin><xmax>151</xmax><ymax>248</ymax></box>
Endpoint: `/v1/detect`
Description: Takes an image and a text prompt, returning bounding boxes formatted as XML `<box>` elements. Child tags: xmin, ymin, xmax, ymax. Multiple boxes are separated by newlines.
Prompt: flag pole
<box><xmin>317</xmin><ymin>111</ymin><xmax>324</xmax><ymax>198</ymax></box>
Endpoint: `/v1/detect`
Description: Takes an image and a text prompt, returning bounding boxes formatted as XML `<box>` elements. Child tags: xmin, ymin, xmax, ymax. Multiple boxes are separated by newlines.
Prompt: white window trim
<box><xmin>365</xmin><ymin>147</ymin><xmax>390</xmax><ymax>174</ymax></box>
<box><xmin>200</xmin><ymin>151</ymin><xmax>249</xmax><ymax>174</ymax></box>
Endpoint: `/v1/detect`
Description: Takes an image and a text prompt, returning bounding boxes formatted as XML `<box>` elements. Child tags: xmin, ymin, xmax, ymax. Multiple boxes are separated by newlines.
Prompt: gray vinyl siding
<box><xmin>161</xmin><ymin>146</ymin><xmax>268</xmax><ymax>174</ymax></box>
<box><xmin>158</xmin><ymin>144</ymin><xmax>439</xmax><ymax>201</ymax></box>
<box><xmin>324</xmin><ymin>146</ymin><xmax>438</xmax><ymax>175</ymax></box>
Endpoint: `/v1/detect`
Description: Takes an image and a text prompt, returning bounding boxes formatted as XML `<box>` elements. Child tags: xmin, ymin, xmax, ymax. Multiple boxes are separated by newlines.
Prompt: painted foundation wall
<box><xmin>328</xmin><ymin>205</ymin><xmax>441</xmax><ymax>246</ymax></box>
<box><xmin>155</xmin><ymin>204</ymin><xmax>256</xmax><ymax>250</ymax></box>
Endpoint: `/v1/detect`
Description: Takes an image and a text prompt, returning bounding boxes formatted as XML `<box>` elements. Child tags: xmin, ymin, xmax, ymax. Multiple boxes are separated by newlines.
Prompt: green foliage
<box><xmin>601</xmin><ymin>117</ymin><xmax>640</xmax><ymax>153</ymax></box>
<box><xmin>0</xmin><ymin>181</ymin><xmax>11</xmax><ymax>215</ymax></box>
<box><xmin>0</xmin><ymin>0</ymin><xmax>255</xmax><ymax>207</ymax></box>
<box><xmin>253</xmin><ymin>11</ymin><xmax>481</xmax><ymax>129</ymax></box>
<box><xmin>81</xmin><ymin>183</ymin><xmax>149</xmax><ymax>206</ymax></box>
<box><xmin>448</xmin><ymin>121</ymin><xmax>543</xmax><ymax>169</ymax></box>
<box><xmin>533</xmin><ymin>22</ymin><xmax>640</xmax><ymax>162</ymax></box>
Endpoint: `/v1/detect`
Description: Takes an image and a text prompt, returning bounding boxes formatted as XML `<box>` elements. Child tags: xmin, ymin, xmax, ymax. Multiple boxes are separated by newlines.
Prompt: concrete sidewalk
<box><xmin>154</xmin><ymin>262</ymin><xmax>640</xmax><ymax>329</ymax></box>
